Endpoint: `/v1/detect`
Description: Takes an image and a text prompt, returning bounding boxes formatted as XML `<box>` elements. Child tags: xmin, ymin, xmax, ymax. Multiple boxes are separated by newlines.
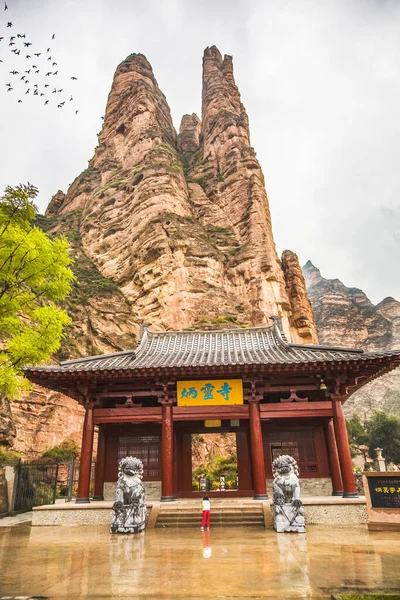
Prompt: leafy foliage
<box><xmin>0</xmin><ymin>184</ymin><xmax>74</xmax><ymax>397</ymax></box>
<box><xmin>346</xmin><ymin>414</ymin><xmax>368</xmax><ymax>458</ymax></box>
<box><xmin>347</xmin><ymin>411</ymin><xmax>400</xmax><ymax>464</ymax></box>
<box><xmin>192</xmin><ymin>451</ymin><xmax>237</xmax><ymax>490</ymax></box>
<box><xmin>365</xmin><ymin>411</ymin><xmax>400</xmax><ymax>464</ymax></box>
<box><xmin>41</xmin><ymin>438</ymin><xmax>80</xmax><ymax>463</ymax></box>
<box><xmin>0</xmin><ymin>445</ymin><xmax>21</xmax><ymax>466</ymax></box>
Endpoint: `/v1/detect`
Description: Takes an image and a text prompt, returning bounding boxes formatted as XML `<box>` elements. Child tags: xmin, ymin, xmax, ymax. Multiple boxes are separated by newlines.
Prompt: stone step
<box><xmin>156</xmin><ymin>521</ymin><xmax>264</xmax><ymax>528</ymax></box>
<box><xmin>156</xmin><ymin>505</ymin><xmax>265</xmax><ymax>527</ymax></box>
<box><xmin>157</xmin><ymin>517</ymin><xmax>263</xmax><ymax>525</ymax></box>
<box><xmin>158</xmin><ymin>508</ymin><xmax>263</xmax><ymax>514</ymax></box>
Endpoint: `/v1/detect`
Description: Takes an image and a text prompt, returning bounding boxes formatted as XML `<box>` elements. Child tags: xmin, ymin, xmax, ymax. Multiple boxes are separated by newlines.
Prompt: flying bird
<box><xmin>35</xmin><ymin>69</ymin><xmax>39</xmax><ymax>74</ymax></box>
<box><xmin>34</xmin><ymin>90</ymin><xmax>38</xmax><ymax>95</ymax></box>
<box><xmin>4</xmin><ymin>2</ymin><xmax>8</xmax><ymax>10</ymax></box>
<box><xmin>18</xmin><ymin>100</ymin><xmax>22</xmax><ymax>103</ymax></box>
<box><xmin>52</xmin><ymin>88</ymin><xmax>57</xmax><ymax>93</ymax></box>
<box><xmin>17</xmin><ymin>34</ymin><xmax>26</xmax><ymax>38</ymax></box>
<box><xmin>45</xmin><ymin>100</ymin><xmax>49</xmax><ymax>105</ymax></box>
<box><xmin>52</xmin><ymin>62</ymin><xmax>57</xmax><ymax>66</ymax></box>
<box><xmin>69</xmin><ymin>96</ymin><xmax>73</xmax><ymax>101</ymax></box>
<box><xmin>59</xmin><ymin>101</ymin><xmax>65</xmax><ymax>106</ymax></box>
<box><xmin>25</xmin><ymin>69</ymin><xmax>30</xmax><ymax>74</ymax></box>
<box><xmin>0</xmin><ymin>37</ymin><xmax>4</xmax><ymax>41</ymax></box>
<box><xmin>57</xmin><ymin>103</ymin><xmax>63</xmax><ymax>108</ymax></box>
<box><xmin>12</xmin><ymin>49</ymin><xmax>20</xmax><ymax>55</ymax></box>
<box><xmin>75</xmin><ymin>110</ymin><xmax>79</xmax><ymax>115</ymax></box>
<box><xmin>52</xmin><ymin>33</ymin><xmax>55</xmax><ymax>39</ymax></box>
<box><xmin>44</xmin><ymin>84</ymin><xmax>49</xmax><ymax>88</ymax></box>
<box><xmin>47</xmin><ymin>47</ymin><xmax>50</xmax><ymax>52</ymax></box>
<box><xmin>20</xmin><ymin>75</ymin><xmax>25</xmax><ymax>80</ymax></box>
<box><xmin>34</xmin><ymin>83</ymin><xmax>38</xmax><ymax>88</ymax></box>
<box><xmin>32</xmin><ymin>64</ymin><xmax>37</xmax><ymax>68</ymax></box>
<box><xmin>40</xmin><ymin>93</ymin><xmax>44</xmax><ymax>96</ymax></box>
<box><xmin>8</xmin><ymin>41</ymin><xmax>15</xmax><ymax>46</ymax></box>
<box><xmin>46</xmin><ymin>72</ymin><xmax>52</xmax><ymax>76</ymax></box>
<box><xmin>5</xmin><ymin>82</ymin><xmax>11</xmax><ymax>86</ymax></box>
<box><xmin>24</xmin><ymin>80</ymin><xmax>29</xmax><ymax>85</ymax></box>
<box><xmin>25</xmin><ymin>55</ymin><xmax>31</xmax><ymax>59</ymax></box>
<box><xmin>53</xmin><ymin>70</ymin><xmax>58</xmax><ymax>75</ymax></box>
<box><xmin>24</xmin><ymin>42</ymin><xmax>32</xmax><ymax>47</ymax></box>
<box><xmin>34</xmin><ymin>53</ymin><xmax>41</xmax><ymax>57</ymax></box>
<box><xmin>25</xmin><ymin>88</ymin><xmax>30</xmax><ymax>94</ymax></box>
<box><xmin>9</xmin><ymin>70</ymin><xmax>18</xmax><ymax>74</ymax></box>
<box><xmin>70</xmin><ymin>76</ymin><xmax>77</xmax><ymax>80</ymax></box>
<box><xmin>7</xmin><ymin>21</ymin><xmax>11</xmax><ymax>27</ymax></box>
<box><xmin>57</xmin><ymin>88</ymin><xmax>63</xmax><ymax>92</ymax></box>
<box><xmin>10</xmin><ymin>35</ymin><xmax>15</xmax><ymax>40</ymax></box>
<box><xmin>7</xmin><ymin>86</ymin><xmax>12</xmax><ymax>91</ymax></box>
<box><xmin>47</xmin><ymin>56</ymin><xmax>52</xmax><ymax>60</ymax></box>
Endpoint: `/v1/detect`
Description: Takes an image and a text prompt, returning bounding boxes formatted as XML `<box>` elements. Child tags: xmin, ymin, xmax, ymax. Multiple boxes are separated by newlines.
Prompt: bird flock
<box><xmin>1</xmin><ymin>1</ymin><xmax>79</xmax><ymax>113</ymax></box>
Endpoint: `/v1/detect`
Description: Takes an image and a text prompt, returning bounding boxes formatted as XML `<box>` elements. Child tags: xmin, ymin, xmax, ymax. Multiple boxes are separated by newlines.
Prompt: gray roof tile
<box><xmin>25</xmin><ymin>321</ymin><xmax>400</xmax><ymax>374</ymax></box>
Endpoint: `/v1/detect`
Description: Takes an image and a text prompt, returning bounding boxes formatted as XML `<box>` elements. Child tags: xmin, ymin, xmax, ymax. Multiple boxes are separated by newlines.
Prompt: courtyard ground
<box><xmin>0</xmin><ymin>524</ymin><xmax>400</xmax><ymax>599</ymax></box>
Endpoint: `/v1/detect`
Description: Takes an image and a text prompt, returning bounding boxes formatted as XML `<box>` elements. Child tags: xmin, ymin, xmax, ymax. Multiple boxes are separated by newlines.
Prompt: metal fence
<box><xmin>14</xmin><ymin>461</ymin><xmax>61</xmax><ymax>513</ymax></box>
<box><xmin>13</xmin><ymin>458</ymin><xmax>96</xmax><ymax>513</ymax></box>
<box><xmin>65</xmin><ymin>459</ymin><xmax>96</xmax><ymax>502</ymax></box>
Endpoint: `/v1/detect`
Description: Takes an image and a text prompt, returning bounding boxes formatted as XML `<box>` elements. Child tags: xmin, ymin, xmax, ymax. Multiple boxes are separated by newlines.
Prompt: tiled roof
<box><xmin>25</xmin><ymin>318</ymin><xmax>400</xmax><ymax>374</ymax></box>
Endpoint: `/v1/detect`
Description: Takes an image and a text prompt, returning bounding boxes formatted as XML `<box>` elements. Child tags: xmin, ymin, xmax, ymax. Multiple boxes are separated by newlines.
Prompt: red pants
<box><xmin>201</xmin><ymin>510</ymin><xmax>211</xmax><ymax>528</ymax></box>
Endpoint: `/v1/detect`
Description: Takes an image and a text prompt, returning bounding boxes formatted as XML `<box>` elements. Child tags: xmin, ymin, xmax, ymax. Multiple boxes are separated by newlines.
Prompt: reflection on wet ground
<box><xmin>1</xmin><ymin>524</ymin><xmax>400</xmax><ymax>598</ymax></box>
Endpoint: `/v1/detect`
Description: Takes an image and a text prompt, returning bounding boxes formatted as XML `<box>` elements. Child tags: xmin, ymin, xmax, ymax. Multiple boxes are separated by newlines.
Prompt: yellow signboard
<box><xmin>177</xmin><ymin>379</ymin><xmax>243</xmax><ymax>406</ymax></box>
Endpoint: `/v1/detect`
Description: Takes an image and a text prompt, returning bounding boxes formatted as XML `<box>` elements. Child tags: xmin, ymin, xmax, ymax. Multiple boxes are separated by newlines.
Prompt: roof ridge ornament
<box><xmin>270</xmin><ymin>316</ymin><xmax>289</xmax><ymax>346</ymax></box>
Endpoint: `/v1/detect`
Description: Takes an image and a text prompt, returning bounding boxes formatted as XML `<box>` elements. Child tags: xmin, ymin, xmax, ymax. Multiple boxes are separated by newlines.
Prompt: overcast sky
<box><xmin>0</xmin><ymin>0</ymin><xmax>399</xmax><ymax>304</ymax></box>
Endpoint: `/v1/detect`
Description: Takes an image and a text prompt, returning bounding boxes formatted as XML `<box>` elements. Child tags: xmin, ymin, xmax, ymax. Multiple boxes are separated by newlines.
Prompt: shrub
<box><xmin>41</xmin><ymin>439</ymin><xmax>80</xmax><ymax>464</ymax></box>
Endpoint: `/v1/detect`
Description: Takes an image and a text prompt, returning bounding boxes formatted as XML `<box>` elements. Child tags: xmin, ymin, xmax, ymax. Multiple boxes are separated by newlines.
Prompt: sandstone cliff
<box><xmin>2</xmin><ymin>47</ymin><xmax>318</xmax><ymax>456</ymax></box>
<box><xmin>44</xmin><ymin>47</ymin><xmax>316</xmax><ymax>343</ymax></box>
<box><xmin>303</xmin><ymin>261</ymin><xmax>400</xmax><ymax>420</ymax></box>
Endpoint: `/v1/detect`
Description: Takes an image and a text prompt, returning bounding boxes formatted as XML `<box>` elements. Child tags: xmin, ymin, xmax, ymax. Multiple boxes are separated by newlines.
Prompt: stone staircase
<box><xmin>155</xmin><ymin>501</ymin><xmax>266</xmax><ymax>528</ymax></box>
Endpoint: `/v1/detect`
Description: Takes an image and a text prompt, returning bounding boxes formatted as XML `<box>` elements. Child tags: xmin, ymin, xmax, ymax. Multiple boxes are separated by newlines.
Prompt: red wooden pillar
<box><xmin>93</xmin><ymin>424</ymin><xmax>106</xmax><ymax>500</ymax></box>
<box><xmin>332</xmin><ymin>397</ymin><xmax>358</xmax><ymax>497</ymax></box>
<box><xmin>76</xmin><ymin>404</ymin><xmax>95</xmax><ymax>503</ymax></box>
<box><xmin>248</xmin><ymin>398</ymin><xmax>268</xmax><ymax>500</ymax></box>
<box><xmin>160</xmin><ymin>399</ymin><xmax>175</xmax><ymax>502</ymax></box>
<box><xmin>324</xmin><ymin>419</ymin><xmax>343</xmax><ymax>496</ymax></box>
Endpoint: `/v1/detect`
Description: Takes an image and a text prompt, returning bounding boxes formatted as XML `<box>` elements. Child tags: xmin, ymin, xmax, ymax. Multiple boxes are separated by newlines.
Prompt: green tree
<box><xmin>365</xmin><ymin>411</ymin><xmax>400</xmax><ymax>464</ymax></box>
<box><xmin>0</xmin><ymin>184</ymin><xmax>74</xmax><ymax>398</ymax></box>
<box><xmin>346</xmin><ymin>414</ymin><xmax>368</xmax><ymax>457</ymax></box>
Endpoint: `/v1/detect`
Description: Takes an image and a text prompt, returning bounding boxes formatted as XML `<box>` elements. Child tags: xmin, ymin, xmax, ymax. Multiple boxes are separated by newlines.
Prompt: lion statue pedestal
<box><xmin>271</xmin><ymin>455</ymin><xmax>305</xmax><ymax>533</ymax></box>
<box><xmin>110</xmin><ymin>456</ymin><xmax>147</xmax><ymax>534</ymax></box>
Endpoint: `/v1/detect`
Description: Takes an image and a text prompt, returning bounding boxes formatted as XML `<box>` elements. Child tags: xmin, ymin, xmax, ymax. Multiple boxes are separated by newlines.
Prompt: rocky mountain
<box><xmin>44</xmin><ymin>46</ymin><xmax>316</xmax><ymax>343</ymax></box>
<box><xmin>303</xmin><ymin>261</ymin><xmax>400</xmax><ymax>420</ymax></box>
<box><xmin>0</xmin><ymin>46</ymin><xmax>325</xmax><ymax>456</ymax></box>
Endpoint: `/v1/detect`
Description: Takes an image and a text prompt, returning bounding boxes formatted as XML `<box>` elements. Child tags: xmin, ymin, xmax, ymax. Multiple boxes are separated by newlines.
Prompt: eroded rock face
<box><xmin>45</xmin><ymin>47</ymin><xmax>316</xmax><ymax>341</ymax></box>
<box><xmin>10</xmin><ymin>387</ymin><xmax>85</xmax><ymax>457</ymax></box>
<box><xmin>303</xmin><ymin>260</ymin><xmax>400</xmax><ymax>418</ymax></box>
<box><xmin>281</xmin><ymin>251</ymin><xmax>318</xmax><ymax>344</ymax></box>
<box><xmin>4</xmin><ymin>48</ymin><xmax>318</xmax><ymax>457</ymax></box>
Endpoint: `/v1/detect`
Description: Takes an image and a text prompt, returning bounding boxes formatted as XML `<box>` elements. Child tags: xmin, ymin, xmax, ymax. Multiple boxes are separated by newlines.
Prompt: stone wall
<box><xmin>0</xmin><ymin>467</ymin><xmax>8</xmax><ymax>515</ymax></box>
<box><xmin>103</xmin><ymin>481</ymin><xmax>161</xmax><ymax>501</ymax></box>
<box><xmin>267</xmin><ymin>477</ymin><xmax>333</xmax><ymax>497</ymax></box>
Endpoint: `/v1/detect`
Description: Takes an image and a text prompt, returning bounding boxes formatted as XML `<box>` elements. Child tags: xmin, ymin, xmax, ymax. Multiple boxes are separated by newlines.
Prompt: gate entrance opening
<box><xmin>191</xmin><ymin>433</ymin><xmax>238</xmax><ymax>492</ymax></box>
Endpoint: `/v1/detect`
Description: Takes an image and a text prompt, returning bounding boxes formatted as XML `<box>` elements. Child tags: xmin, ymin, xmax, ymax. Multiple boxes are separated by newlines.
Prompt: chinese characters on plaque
<box><xmin>367</xmin><ymin>476</ymin><xmax>400</xmax><ymax>509</ymax></box>
<box><xmin>177</xmin><ymin>379</ymin><xmax>243</xmax><ymax>406</ymax></box>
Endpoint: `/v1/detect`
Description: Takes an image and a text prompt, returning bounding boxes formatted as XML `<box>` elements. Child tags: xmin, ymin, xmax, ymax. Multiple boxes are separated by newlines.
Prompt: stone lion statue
<box><xmin>111</xmin><ymin>456</ymin><xmax>147</xmax><ymax>534</ymax></box>
<box><xmin>271</xmin><ymin>455</ymin><xmax>305</xmax><ymax>533</ymax></box>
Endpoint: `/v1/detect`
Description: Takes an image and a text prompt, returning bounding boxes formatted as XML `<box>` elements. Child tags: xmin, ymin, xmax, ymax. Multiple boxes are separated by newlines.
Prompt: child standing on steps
<box><xmin>200</xmin><ymin>495</ymin><xmax>211</xmax><ymax>530</ymax></box>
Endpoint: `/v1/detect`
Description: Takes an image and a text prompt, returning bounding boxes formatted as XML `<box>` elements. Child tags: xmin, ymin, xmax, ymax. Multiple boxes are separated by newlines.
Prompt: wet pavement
<box><xmin>0</xmin><ymin>524</ymin><xmax>400</xmax><ymax>599</ymax></box>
